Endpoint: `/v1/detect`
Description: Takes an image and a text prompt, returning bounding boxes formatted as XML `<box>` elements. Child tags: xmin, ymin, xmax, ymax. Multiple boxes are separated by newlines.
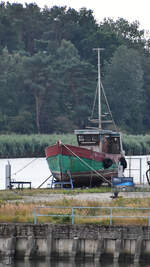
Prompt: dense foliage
<box><xmin>0</xmin><ymin>2</ymin><xmax>150</xmax><ymax>134</ymax></box>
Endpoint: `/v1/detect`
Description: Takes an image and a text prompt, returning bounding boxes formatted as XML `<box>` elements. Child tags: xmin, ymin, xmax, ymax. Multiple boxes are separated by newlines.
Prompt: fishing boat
<box><xmin>45</xmin><ymin>48</ymin><xmax>127</xmax><ymax>187</ymax></box>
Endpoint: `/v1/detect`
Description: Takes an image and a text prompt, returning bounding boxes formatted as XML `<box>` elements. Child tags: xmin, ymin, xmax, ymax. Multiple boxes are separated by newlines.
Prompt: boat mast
<box><xmin>93</xmin><ymin>48</ymin><xmax>104</xmax><ymax>129</ymax></box>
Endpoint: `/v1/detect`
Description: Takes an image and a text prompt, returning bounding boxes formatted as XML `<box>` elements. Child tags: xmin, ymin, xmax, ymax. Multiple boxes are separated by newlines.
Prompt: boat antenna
<box><xmin>93</xmin><ymin>48</ymin><xmax>104</xmax><ymax>129</ymax></box>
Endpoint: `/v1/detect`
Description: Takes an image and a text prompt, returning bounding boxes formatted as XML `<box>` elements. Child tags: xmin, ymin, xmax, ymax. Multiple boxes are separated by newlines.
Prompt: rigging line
<box><xmin>37</xmin><ymin>174</ymin><xmax>53</xmax><ymax>189</ymax></box>
<box><xmin>11</xmin><ymin>158</ymin><xmax>39</xmax><ymax>176</ymax></box>
<box><xmin>90</xmin><ymin>84</ymin><xmax>98</xmax><ymax>119</ymax></box>
<box><xmin>61</xmin><ymin>142</ymin><xmax>112</xmax><ymax>185</ymax></box>
<box><xmin>101</xmin><ymin>82</ymin><xmax>118</xmax><ymax>132</ymax></box>
<box><xmin>90</xmin><ymin>81</ymin><xmax>118</xmax><ymax>133</ymax></box>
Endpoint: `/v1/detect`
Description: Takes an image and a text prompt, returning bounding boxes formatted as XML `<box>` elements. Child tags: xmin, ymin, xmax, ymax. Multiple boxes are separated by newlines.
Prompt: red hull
<box><xmin>45</xmin><ymin>141</ymin><xmax>121</xmax><ymax>186</ymax></box>
<box><xmin>45</xmin><ymin>141</ymin><xmax>120</xmax><ymax>162</ymax></box>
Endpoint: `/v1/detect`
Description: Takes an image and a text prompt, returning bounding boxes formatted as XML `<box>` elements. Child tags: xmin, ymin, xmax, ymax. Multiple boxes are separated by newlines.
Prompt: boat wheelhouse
<box><xmin>75</xmin><ymin>129</ymin><xmax>122</xmax><ymax>155</ymax></box>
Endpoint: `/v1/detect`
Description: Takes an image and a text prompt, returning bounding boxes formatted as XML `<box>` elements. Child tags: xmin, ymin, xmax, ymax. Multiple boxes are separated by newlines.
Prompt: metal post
<box><xmin>110</xmin><ymin>208</ymin><xmax>113</xmax><ymax>225</ymax></box>
<box><xmin>129</xmin><ymin>157</ymin><xmax>131</xmax><ymax>178</ymax></box>
<box><xmin>148</xmin><ymin>213</ymin><xmax>150</xmax><ymax>226</ymax></box>
<box><xmin>98</xmin><ymin>48</ymin><xmax>101</xmax><ymax>129</ymax></box>
<box><xmin>5</xmin><ymin>161</ymin><xmax>11</xmax><ymax>189</ymax></box>
<box><xmin>34</xmin><ymin>208</ymin><xmax>37</xmax><ymax>224</ymax></box>
<box><xmin>93</xmin><ymin>48</ymin><xmax>104</xmax><ymax>130</ymax></box>
<box><xmin>72</xmin><ymin>208</ymin><xmax>74</xmax><ymax>225</ymax></box>
<box><xmin>140</xmin><ymin>158</ymin><xmax>142</xmax><ymax>184</ymax></box>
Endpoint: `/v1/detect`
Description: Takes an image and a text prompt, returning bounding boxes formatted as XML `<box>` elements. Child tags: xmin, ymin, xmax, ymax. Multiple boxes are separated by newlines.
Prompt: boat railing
<box><xmin>34</xmin><ymin>206</ymin><xmax>150</xmax><ymax>226</ymax></box>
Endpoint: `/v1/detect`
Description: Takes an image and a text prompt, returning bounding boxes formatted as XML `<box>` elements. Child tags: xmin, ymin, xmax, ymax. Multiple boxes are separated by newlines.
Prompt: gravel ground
<box><xmin>21</xmin><ymin>191</ymin><xmax>150</xmax><ymax>203</ymax></box>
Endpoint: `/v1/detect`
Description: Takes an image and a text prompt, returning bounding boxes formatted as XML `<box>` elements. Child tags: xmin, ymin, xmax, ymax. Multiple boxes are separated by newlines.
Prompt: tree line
<box><xmin>0</xmin><ymin>2</ymin><xmax>150</xmax><ymax>134</ymax></box>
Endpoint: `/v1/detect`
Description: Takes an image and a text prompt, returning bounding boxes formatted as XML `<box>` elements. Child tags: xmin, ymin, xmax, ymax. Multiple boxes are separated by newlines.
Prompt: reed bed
<box><xmin>0</xmin><ymin>133</ymin><xmax>150</xmax><ymax>158</ymax></box>
<box><xmin>122</xmin><ymin>134</ymin><xmax>150</xmax><ymax>155</ymax></box>
<box><xmin>0</xmin><ymin>134</ymin><xmax>77</xmax><ymax>158</ymax></box>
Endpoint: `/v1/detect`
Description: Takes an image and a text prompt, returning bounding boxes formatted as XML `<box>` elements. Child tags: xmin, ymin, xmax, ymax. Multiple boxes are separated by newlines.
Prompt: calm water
<box><xmin>0</xmin><ymin>261</ymin><xmax>150</xmax><ymax>267</ymax></box>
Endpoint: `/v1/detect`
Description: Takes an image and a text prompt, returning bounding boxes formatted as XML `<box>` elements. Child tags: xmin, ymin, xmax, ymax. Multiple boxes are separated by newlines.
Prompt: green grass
<box><xmin>1</xmin><ymin>187</ymin><xmax>112</xmax><ymax>197</ymax></box>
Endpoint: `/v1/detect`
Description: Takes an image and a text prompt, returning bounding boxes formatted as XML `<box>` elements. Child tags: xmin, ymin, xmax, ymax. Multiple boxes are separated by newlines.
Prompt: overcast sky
<box><xmin>5</xmin><ymin>0</ymin><xmax>150</xmax><ymax>34</ymax></box>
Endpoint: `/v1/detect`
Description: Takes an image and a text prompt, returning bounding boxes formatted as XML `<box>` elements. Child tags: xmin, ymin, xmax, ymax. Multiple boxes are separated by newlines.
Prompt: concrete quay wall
<box><xmin>0</xmin><ymin>224</ymin><xmax>150</xmax><ymax>264</ymax></box>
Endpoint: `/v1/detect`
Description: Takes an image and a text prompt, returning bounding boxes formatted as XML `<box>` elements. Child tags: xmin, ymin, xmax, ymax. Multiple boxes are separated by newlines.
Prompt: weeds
<box><xmin>1</xmin><ymin>188</ymin><xmax>150</xmax><ymax>225</ymax></box>
<box><xmin>0</xmin><ymin>196</ymin><xmax>150</xmax><ymax>225</ymax></box>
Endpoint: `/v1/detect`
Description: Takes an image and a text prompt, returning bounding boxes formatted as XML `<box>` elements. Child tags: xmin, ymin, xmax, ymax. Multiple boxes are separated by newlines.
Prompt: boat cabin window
<box><xmin>77</xmin><ymin>134</ymin><xmax>99</xmax><ymax>146</ymax></box>
<box><xmin>102</xmin><ymin>135</ymin><xmax>120</xmax><ymax>154</ymax></box>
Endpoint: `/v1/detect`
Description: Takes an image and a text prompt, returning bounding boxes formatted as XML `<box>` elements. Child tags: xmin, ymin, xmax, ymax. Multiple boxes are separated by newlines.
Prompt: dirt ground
<box><xmin>22</xmin><ymin>191</ymin><xmax>150</xmax><ymax>203</ymax></box>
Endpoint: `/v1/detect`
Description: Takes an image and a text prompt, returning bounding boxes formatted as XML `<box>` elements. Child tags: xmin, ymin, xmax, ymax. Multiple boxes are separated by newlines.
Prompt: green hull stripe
<box><xmin>47</xmin><ymin>154</ymin><xmax>117</xmax><ymax>174</ymax></box>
